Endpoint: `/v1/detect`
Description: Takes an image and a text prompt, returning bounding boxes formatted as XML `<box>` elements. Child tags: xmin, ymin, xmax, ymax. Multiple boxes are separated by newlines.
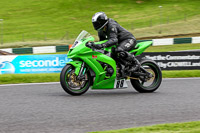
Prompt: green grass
<box><xmin>0</xmin><ymin>0</ymin><xmax>199</xmax><ymax>45</ymax></box>
<box><xmin>89</xmin><ymin>121</ymin><xmax>200</xmax><ymax>133</ymax></box>
<box><xmin>145</xmin><ymin>43</ymin><xmax>200</xmax><ymax>52</ymax></box>
<box><xmin>0</xmin><ymin>70</ymin><xmax>200</xmax><ymax>84</ymax></box>
<box><xmin>133</xmin><ymin>15</ymin><xmax>200</xmax><ymax>39</ymax></box>
<box><xmin>162</xmin><ymin>70</ymin><xmax>200</xmax><ymax>78</ymax></box>
<box><xmin>0</xmin><ymin>73</ymin><xmax>60</xmax><ymax>84</ymax></box>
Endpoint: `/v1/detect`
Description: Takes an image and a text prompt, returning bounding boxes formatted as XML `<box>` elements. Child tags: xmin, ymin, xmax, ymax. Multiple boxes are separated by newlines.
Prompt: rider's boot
<box><xmin>124</xmin><ymin>52</ymin><xmax>140</xmax><ymax>72</ymax></box>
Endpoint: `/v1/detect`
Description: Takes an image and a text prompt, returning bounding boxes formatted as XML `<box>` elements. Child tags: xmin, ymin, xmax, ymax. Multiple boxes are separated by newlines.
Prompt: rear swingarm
<box><xmin>139</xmin><ymin>66</ymin><xmax>153</xmax><ymax>78</ymax></box>
<box><xmin>130</xmin><ymin>67</ymin><xmax>153</xmax><ymax>81</ymax></box>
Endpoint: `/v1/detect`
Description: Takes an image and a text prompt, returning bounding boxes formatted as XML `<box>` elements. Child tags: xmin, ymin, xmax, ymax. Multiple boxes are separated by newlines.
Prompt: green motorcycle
<box><xmin>60</xmin><ymin>30</ymin><xmax>162</xmax><ymax>96</ymax></box>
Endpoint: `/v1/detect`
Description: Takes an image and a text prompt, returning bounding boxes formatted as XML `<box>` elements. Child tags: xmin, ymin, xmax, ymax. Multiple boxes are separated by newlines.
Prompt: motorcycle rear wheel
<box><xmin>60</xmin><ymin>64</ymin><xmax>91</xmax><ymax>96</ymax></box>
<box><xmin>131</xmin><ymin>59</ymin><xmax>162</xmax><ymax>93</ymax></box>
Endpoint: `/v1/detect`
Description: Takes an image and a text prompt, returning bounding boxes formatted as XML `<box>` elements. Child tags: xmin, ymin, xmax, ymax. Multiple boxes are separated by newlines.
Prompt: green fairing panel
<box><xmin>78</xmin><ymin>51</ymin><xmax>116</xmax><ymax>89</ymax></box>
<box><xmin>94</xmin><ymin>40</ymin><xmax>107</xmax><ymax>44</ymax></box>
<box><xmin>68</xmin><ymin>37</ymin><xmax>95</xmax><ymax>58</ymax></box>
<box><xmin>66</xmin><ymin>61</ymin><xmax>82</xmax><ymax>76</ymax></box>
<box><xmin>94</xmin><ymin>40</ymin><xmax>151</xmax><ymax>55</ymax></box>
<box><xmin>130</xmin><ymin>41</ymin><xmax>152</xmax><ymax>56</ymax></box>
<box><xmin>89</xmin><ymin>53</ymin><xmax>116</xmax><ymax>89</ymax></box>
<box><xmin>67</xmin><ymin>37</ymin><xmax>116</xmax><ymax>89</ymax></box>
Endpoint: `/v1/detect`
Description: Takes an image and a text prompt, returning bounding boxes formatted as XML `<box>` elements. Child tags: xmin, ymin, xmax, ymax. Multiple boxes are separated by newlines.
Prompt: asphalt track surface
<box><xmin>0</xmin><ymin>78</ymin><xmax>200</xmax><ymax>133</ymax></box>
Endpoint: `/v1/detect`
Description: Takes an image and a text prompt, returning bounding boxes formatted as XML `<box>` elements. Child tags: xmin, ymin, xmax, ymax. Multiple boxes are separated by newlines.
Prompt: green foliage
<box><xmin>90</xmin><ymin>121</ymin><xmax>200</xmax><ymax>133</ymax></box>
<box><xmin>0</xmin><ymin>0</ymin><xmax>199</xmax><ymax>43</ymax></box>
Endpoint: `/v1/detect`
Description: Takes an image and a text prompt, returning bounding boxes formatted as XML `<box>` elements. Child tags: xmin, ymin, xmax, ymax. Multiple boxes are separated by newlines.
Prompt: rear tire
<box><xmin>60</xmin><ymin>64</ymin><xmax>91</xmax><ymax>96</ymax></box>
<box><xmin>131</xmin><ymin>59</ymin><xmax>162</xmax><ymax>93</ymax></box>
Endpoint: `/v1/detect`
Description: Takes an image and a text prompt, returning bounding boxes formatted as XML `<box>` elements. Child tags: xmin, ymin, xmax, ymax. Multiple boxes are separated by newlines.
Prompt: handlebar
<box><xmin>85</xmin><ymin>42</ymin><xmax>107</xmax><ymax>55</ymax></box>
<box><xmin>85</xmin><ymin>42</ymin><xmax>93</xmax><ymax>48</ymax></box>
<box><xmin>85</xmin><ymin>42</ymin><xmax>95</xmax><ymax>51</ymax></box>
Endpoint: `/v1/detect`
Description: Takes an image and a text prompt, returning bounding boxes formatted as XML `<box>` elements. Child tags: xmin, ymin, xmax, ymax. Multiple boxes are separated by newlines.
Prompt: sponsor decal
<box><xmin>0</xmin><ymin>54</ymin><xmax>71</xmax><ymax>74</ymax></box>
<box><xmin>0</xmin><ymin>61</ymin><xmax>15</xmax><ymax>74</ymax></box>
<box><xmin>114</xmin><ymin>79</ymin><xmax>128</xmax><ymax>88</ymax></box>
<box><xmin>125</xmin><ymin>43</ymin><xmax>131</xmax><ymax>48</ymax></box>
<box><xmin>139</xmin><ymin>51</ymin><xmax>200</xmax><ymax>70</ymax></box>
<box><xmin>92</xmin><ymin>55</ymin><xmax>97</xmax><ymax>59</ymax></box>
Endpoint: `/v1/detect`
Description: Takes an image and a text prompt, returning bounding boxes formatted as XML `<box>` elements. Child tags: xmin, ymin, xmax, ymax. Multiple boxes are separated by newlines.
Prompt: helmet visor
<box><xmin>92</xmin><ymin>21</ymin><xmax>101</xmax><ymax>30</ymax></box>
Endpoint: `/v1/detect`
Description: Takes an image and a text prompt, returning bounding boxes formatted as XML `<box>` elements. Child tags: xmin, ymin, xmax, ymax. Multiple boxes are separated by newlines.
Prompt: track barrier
<box><xmin>0</xmin><ymin>51</ymin><xmax>200</xmax><ymax>74</ymax></box>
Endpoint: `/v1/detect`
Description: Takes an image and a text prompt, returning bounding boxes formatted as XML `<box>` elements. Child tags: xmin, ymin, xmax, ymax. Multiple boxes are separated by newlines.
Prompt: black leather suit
<box><xmin>98</xmin><ymin>18</ymin><xmax>136</xmax><ymax>52</ymax></box>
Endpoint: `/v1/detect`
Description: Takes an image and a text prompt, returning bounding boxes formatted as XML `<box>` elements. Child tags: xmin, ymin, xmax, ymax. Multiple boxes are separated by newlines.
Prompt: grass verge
<box><xmin>0</xmin><ymin>0</ymin><xmax>200</xmax><ymax>45</ymax></box>
<box><xmin>0</xmin><ymin>73</ymin><xmax>60</xmax><ymax>84</ymax></box>
<box><xmin>89</xmin><ymin>121</ymin><xmax>200</xmax><ymax>133</ymax></box>
<box><xmin>145</xmin><ymin>43</ymin><xmax>200</xmax><ymax>52</ymax></box>
<box><xmin>0</xmin><ymin>70</ymin><xmax>200</xmax><ymax>84</ymax></box>
<box><xmin>162</xmin><ymin>70</ymin><xmax>200</xmax><ymax>78</ymax></box>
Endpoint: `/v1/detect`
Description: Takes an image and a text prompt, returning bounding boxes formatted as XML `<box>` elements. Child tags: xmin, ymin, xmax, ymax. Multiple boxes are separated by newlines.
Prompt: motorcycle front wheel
<box><xmin>60</xmin><ymin>64</ymin><xmax>91</xmax><ymax>96</ymax></box>
<box><xmin>131</xmin><ymin>59</ymin><xmax>162</xmax><ymax>93</ymax></box>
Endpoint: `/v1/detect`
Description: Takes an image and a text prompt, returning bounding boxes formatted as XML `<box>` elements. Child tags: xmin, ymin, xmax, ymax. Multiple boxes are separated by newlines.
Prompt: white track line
<box><xmin>0</xmin><ymin>77</ymin><xmax>200</xmax><ymax>87</ymax></box>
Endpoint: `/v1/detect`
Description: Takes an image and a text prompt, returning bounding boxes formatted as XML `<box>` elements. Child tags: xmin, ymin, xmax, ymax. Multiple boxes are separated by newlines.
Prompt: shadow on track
<box><xmin>50</xmin><ymin>89</ymin><xmax>160</xmax><ymax>98</ymax></box>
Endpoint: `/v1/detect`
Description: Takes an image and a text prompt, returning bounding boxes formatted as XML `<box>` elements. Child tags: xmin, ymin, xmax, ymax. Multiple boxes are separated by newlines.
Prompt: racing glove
<box><xmin>93</xmin><ymin>44</ymin><xmax>106</xmax><ymax>49</ymax></box>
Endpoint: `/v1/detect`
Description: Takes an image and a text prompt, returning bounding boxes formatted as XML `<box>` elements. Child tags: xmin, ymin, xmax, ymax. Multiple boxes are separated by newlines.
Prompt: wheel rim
<box><xmin>138</xmin><ymin>63</ymin><xmax>159</xmax><ymax>89</ymax></box>
<box><xmin>65</xmin><ymin>66</ymin><xmax>88</xmax><ymax>92</ymax></box>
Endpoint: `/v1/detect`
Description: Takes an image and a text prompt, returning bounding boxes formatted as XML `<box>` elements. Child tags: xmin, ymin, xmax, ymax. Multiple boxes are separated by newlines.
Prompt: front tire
<box><xmin>60</xmin><ymin>64</ymin><xmax>91</xmax><ymax>96</ymax></box>
<box><xmin>131</xmin><ymin>59</ymin><xmax>162</xmax><ymax>93</ymax></box>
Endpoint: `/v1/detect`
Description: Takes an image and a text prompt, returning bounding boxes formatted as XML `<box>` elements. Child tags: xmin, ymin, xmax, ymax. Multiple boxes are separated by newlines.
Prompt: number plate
<box><xmin>114</xmin><ymin>79</ymin><xmax>128</xmax><ymax>88</ymax></box>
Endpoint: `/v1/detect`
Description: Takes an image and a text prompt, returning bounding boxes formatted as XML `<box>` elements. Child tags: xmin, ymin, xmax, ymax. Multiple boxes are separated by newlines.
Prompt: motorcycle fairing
<box><xmin>66</xmin><ymin>31</ymin><xmax>152</xmax><ymax>90</ymax></box>
<box><xmin>66</xmin><ymin>61</ymin><xmax>82</xmax><ymax>76</ymax></box>
<box><xmin>68</xmin><ymin>37</ymin><xmax>117</xmax><ymax>89</ymax></box>
<box><xmin>130</xmin><ymin>41</ymin><xmax>152</xmax><ymax>56</ymax></box>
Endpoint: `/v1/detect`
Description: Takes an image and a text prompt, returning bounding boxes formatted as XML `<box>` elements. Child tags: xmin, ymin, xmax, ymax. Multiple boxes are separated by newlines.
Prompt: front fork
<box><xmin>77</xmin><ymin>62</ymin><xmax>86</xmax><ymax>80</ymax></box>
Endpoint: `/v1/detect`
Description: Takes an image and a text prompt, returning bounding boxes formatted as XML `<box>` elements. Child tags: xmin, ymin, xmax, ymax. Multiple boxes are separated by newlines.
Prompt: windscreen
<box><xmin>71</xmin><ymin>30</ymin><xmax>91</xmax><ymax>48</ymax></box>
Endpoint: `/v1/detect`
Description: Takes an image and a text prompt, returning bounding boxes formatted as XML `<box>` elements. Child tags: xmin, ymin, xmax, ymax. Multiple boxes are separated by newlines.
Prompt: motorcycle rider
<box><xmin>91</xmin><ymin>12</ymin><xmax>139</xmax><ymax>72</ymax></box>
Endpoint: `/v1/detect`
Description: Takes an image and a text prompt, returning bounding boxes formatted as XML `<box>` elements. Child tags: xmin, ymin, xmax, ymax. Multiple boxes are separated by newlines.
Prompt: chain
<box><xmin>127</xmin><ymin>76</ymin><xmax>139</xmax><ymax>80</ymax></box>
